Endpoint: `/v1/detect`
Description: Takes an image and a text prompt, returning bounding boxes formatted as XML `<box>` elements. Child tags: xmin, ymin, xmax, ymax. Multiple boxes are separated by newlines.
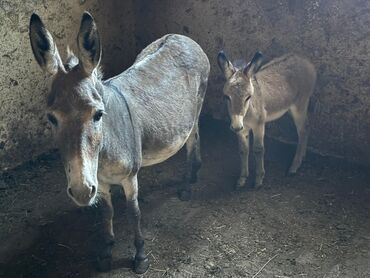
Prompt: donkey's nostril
<box><xmin>68</xmin><ymin>187</ymin><xmax>74</xmax><ymax>197</ymax></box>
<box><xmin>90</xmin><ymin>185</ymin><xmax>97</xmax><ymax>197</ymax></box>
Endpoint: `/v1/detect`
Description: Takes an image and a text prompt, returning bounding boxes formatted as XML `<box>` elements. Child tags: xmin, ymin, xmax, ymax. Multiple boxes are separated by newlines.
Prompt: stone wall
<box><xmin>0</xmin><ymin>0</ymin><xmax>136</xmax><ymax>170</ymax></box>
<box><xmin>135</xmin><ymin>0</ymin><xmax>370</xmax><ymax>165</ymax></box>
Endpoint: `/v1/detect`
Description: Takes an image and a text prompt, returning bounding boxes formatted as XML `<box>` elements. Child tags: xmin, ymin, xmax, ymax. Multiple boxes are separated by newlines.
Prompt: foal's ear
<box><xmin>77</xmin><ymin>12</ymin><xmax>101</xmax><ymax>76</ymax></box>
<box><xmin>29</xmin><ymin>13</ymin><xmax>63</xmax><ymax>75</ymax></box>
<box><xmin>243</xmin><ymin>51</ymin><xmax>263</xmax><ymax>77</ymax></box>
<box><xmin>217</xmin><ymin>51</ymin><xmax>235</xmax><ymax>79</ymax></box>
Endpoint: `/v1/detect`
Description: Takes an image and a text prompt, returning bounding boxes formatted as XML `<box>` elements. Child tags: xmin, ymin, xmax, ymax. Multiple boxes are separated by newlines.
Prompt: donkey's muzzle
<box><xmin>67</xmin><ymin>183</ymin><xmax>97</xmax><ymax>206</ymax></box>
<box><xmin>230</xmin><ymin>125</ymin><xmax>244</xmax><ymax>133</ymax></box>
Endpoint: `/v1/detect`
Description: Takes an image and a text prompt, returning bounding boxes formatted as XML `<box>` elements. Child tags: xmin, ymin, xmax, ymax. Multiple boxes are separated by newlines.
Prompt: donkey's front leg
<box><xmin>122</xmin><ymin>175</ymin><xmax>149</xmax><ymax>274</ymax></box>
<box><xmin>236</xmin><ymin>128</ymin><xmax>250</xmax><ymax>189</ymax></box>
<box><xmin>252</xmin><ymin>124</ymin><xmax>266</xmax><ymax>187</ymax></box>
<box><xmin>96</xmin><ymin>184</ymin><xmax>115</xmax><ymax>272</ymax></box>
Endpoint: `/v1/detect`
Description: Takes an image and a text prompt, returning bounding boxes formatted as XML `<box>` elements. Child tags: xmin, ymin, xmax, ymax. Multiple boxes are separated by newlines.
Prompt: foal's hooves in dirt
<box><xmin>235</xmin><ymin>184</ymin><xmax>247</xmax><ymax>191</ymax></box>
<box><xmin>286</xmin><ymin>170</ymin><xmax>297</xmax><ymax>177</ymax></box>
<box><xmin>96</xmin><ymin>256</ymin><xmax>112</xmax><ymax>272</ymax></box>
<box><xmin>235</xmin><ymin>177</ymin><xmax>247</xmax><ymax>190</ymax></box>
<box><xmin>177</xmin><ymin>189</ymin><xmax>191</xmax><ymax>201</ymax></box>
<box><xmin>253</xmin><ymin>181</ymin><xmax>263</xmax><ymax>190</ymax></box>
<box><xmin>133</xmin><ymin>256</ymin><xmax>150</xmax><ymax>274</ymax></box>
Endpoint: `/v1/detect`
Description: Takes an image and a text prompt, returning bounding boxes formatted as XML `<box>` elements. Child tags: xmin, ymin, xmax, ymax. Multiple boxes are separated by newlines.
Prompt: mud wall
<box><xmin>2</xmin><ymin>0</ymin><xmax>370</xmax><ymax>170</ymax></box>
<box><xmin>0</xmin><ymin>0</ymin><xmax>136</xmax><ymax>170</ymax></box>
<box><xmin>135</xmin><ymin>0</ymin><xmax>370</xmax><ymax>165</ymax></box>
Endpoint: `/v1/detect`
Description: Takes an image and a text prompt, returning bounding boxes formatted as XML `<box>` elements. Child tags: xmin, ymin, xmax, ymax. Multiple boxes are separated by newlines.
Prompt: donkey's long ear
<box><xmin>77</xmin><ymin>12</ymin><xmax>101</xmax><ymax>76</ymax></box>
<box><xmin>29</xmin><ymin>13</ymin><xmax>63</xmax><ymax>75</ymax></box>
<box><xmin>243</xmin><ymin>51</ymin><xmax>263</xmax><ymax>77</ymax></box>
<box><xmin>217</xmin><ymin>51</ymin><xmax>235</xmax><ymax>79</ymax></box>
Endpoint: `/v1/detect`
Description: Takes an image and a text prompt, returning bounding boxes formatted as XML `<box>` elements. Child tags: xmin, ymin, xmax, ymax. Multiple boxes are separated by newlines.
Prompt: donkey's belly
<box><xmin>142</xmin><ymin>135</ymin><xmax>189</xmax><ymax>167</ymax></box>
<box><xmin>266</xmin><ymin>109</ymin><xmax>289</xmax><ymax>122</ymax></box>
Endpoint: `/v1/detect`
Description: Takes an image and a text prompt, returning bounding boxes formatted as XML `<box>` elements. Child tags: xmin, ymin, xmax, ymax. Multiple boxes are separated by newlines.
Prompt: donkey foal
<box><xmin>218</xmin><ymin>51</ymin><xmax>316</xmax><ymax>188</ymax></box>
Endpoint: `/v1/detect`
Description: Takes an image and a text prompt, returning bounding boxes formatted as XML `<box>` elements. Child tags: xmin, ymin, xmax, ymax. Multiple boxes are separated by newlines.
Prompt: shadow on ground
<box><xmin>1</xmin><ymin>117</ymin><xmax>370</xmax><ymax>277</ymax></box>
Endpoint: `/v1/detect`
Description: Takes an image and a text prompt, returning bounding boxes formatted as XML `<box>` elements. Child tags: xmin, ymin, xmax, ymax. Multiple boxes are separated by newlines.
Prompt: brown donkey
<box><xmin>218</xmin><ymin>51</ymin><xmax>316</xmax><ymax>188</ymax></box>
<box><xmin>29</xmin><ymin>12</ymin><xmax>209</xmax><ymax>274</ymax></box>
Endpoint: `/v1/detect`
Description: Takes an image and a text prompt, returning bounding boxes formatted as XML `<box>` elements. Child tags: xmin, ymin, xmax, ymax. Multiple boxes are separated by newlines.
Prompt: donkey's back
<box><xmin>256</xmin><ymin>54</ymin><xmax>316</xmax><ymax>118</ymax></box>
<box><xmin>106</xmin><ymin>34</ymin><xmax>210</xmax><ymax>167</ymax></box>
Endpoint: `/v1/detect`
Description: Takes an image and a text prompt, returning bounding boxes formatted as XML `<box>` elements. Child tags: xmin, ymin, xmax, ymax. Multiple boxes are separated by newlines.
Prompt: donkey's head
<box><xmin>30</xmin><ymin>12</ymin><xmax>105</xmax><ymax>206</ymax></box>
<box><xmin>217</xmin><ymin>51</ymin><xmax>263</xmax><ymax>132</ymax></box>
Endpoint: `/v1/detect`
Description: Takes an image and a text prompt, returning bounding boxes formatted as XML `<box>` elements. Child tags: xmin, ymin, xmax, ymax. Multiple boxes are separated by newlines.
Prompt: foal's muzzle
<box><xmin>230</xmin><ymin>115</ymin><xmax>244</xmax><ymax>133</ymax></box>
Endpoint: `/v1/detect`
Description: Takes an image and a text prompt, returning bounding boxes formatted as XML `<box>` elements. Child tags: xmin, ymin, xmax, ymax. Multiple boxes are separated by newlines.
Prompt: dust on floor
<box><xmin>0</xmin><ymin>118</ymin><xmax>370</xmax><ymax>278</ymax></box>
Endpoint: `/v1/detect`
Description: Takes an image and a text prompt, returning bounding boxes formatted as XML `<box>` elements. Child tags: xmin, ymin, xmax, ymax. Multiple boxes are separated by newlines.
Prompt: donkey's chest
<box><xmin>97</xmin><ymin>159</ymin><xmax>132</xmax><ymax>185</ymax></box>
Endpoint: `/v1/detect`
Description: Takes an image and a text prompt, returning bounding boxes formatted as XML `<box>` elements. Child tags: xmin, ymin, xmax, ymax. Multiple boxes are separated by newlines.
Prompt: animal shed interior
<box><xmin>1</xmin><ymin>0</ymin><xmax>370</xmax><ymax>277</ymax></box>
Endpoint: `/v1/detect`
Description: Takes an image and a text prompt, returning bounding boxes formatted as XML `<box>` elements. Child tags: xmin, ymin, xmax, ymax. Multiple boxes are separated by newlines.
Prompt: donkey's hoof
<box><xmin>235</xmin><ymin>183</ymin><xmax>247</xmax><ymax>191</ymax></box>
<box><xmin>235</xmin><ymin>177</ymin><xmax>247</xmax><ymax>190</ymax></box>
<box><xmin>133</xmin><ymin>256</ymin><xmax>150</xmax><ymax>274</ymax></box>
<box><xmin>178</xmin><ymin>189</ymin><xmax>191</xmax><ymax>201</ymax></box>
<box><xmin>235</xmin><ymin>185</ymin><xmax>247</xmax><ymax>191</ymax></box>
<box><xmin>96</xmin><ymin>256</ymin><xmax>112</xmax><ymax>272</ymax></box>
<box><xmin>286</xmin><ymin>170</ymin><xmax>297</xmax><ymax>177</ymax></box>
<box><xmin>254</xmin><ymin>180</ymin><xmax>263</xmax><ymax>189</ymax></box>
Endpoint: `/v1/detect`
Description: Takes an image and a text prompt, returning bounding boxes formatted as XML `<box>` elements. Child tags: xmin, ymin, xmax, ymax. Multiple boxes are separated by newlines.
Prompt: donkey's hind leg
<box><xmin>178</xmin><ymin>123</ymin><xmax>202</xmax><ymax>201</ymax></box>
<box><xmin>288</xmin><ymin>100</ymin><xmax>309</xmax><ymax>175</ymax></box>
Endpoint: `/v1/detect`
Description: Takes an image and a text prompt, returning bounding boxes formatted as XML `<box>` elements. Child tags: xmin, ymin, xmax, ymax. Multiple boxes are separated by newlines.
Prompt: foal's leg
<box><xmin>288</xmin><ymin>101</ymin><xmax>309</xmax><ymax>175</ymax></box>
<box><xmin>121</xmin><ymin>175</ymin><xmax>149</xmax><ymax>274</ymax></box>
<box><xmin>96</xmin><ymin>184</ymin><xmax>115</xmax><ymax>272</ymax></box>
<box><xmin>252</xmin><ymin>124</ymin><xmax>266</xmax><ymax>187</ymax></box>
<box><xmin>236</xmin><ymin>128</ymin><xmax>250</xmax><ymax>189</ymax></box>
<box><xmin>178</xmin><ymin>123</ymin><xmax>201</xmax><ymax>201</ymax></box>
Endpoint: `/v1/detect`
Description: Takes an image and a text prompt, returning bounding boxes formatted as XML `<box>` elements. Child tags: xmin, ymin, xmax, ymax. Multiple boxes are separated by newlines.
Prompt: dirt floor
<box><xmin>0</xmin><ymin>117</ymin><xmax>370</xmax><ymax>278</ymax></box>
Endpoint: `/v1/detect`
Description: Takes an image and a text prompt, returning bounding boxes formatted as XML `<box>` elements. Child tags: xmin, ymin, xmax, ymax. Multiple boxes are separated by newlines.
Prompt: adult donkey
<box><xmin>29</xmin><ymin>12</ymin><xmax>209</xmax><ymax>274</ymax></box>
<box><xmin>218</xmin><ymin>51</ymin><xmax>316</xmax><ymax>188</ymax></box>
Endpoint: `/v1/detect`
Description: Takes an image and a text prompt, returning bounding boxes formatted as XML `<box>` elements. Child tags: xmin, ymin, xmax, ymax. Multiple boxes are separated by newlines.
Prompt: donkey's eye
<box><xmin>93</xmin><ymin>110</ymin><xmax>104</xmax><ymax>122</ymax></box>
<box><xmin>223</xmin><ymin>95</ymin><xmax>231</xmax><ymax>101</ymax></box>
<box><xmin>245</xmin><ymin>95</ymin><xmax>251</xmax><ymax>103</ymax></box>
<box><xmin>47</xmin><ymin>113</ymin><xmax>58</xmax><ymax>126</ymax></box>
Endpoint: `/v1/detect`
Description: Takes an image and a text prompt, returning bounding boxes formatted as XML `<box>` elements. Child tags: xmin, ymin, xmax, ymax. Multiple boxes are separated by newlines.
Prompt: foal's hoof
<box><xmin>254</xmin><ymin>180</ymin><xmax>263</xmax><ymax>189</ymax></box>
<box><xmin>177</xmin><ymin>189</ymin><xmax>191</xmax><ymax>201</ymax></box>
<box><xmin>235</xmin><ymin>183</ymin><xmax>247</xmax><ymax>191</ymax></box>
<box><xmin>133</xmin><ymin>256</ymin><xmax>150</xmax><ymax>274</ymax></box>
<box><xmin>286</xmin><ymin>170</ymin><xmax>297</xmax><ymax>177</ymax></box>
<box><xmin>96</xmin><ymin>255</ymin><xmax>112</xmax><ymax>272</ymax></box>
<box><xmin>235</xmin><ymin>177</ymin><xmax>247</xmax><ymax>190</ymax></box>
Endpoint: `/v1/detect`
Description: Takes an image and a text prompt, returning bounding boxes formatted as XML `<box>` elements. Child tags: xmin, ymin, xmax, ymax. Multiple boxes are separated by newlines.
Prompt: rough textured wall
<box><xmin>0</xmin><ymin>0</ymin><xmax>136</xmax><ymax>170</ymax></box>
<box><xmin>2</xmin><ymin>0</ymin><xmax>370</xmax><ymax>169</ymax></box>
<box><xmin>135</xmin><ymin>0</ymin><xmax>370</xmax><ymax>165</ymax></box>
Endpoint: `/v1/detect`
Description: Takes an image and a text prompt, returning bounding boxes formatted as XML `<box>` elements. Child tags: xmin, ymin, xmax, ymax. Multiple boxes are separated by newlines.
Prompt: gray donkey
<box><xmin>218</xmin><ymin>51</ymin><xmax>316</xmax><ymax>188</ymax></box>
<box><xmin>29</xmin><ymin>12</ymin><xmax>209</xmax><ymax>274</ymax></box>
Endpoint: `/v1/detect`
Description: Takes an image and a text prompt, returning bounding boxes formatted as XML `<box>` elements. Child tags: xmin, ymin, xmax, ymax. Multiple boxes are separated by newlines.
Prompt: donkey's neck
<box><xmin>97</xmin><ymin>80</ymin><xmax>142</xmax><ymax>172</ymax></box>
